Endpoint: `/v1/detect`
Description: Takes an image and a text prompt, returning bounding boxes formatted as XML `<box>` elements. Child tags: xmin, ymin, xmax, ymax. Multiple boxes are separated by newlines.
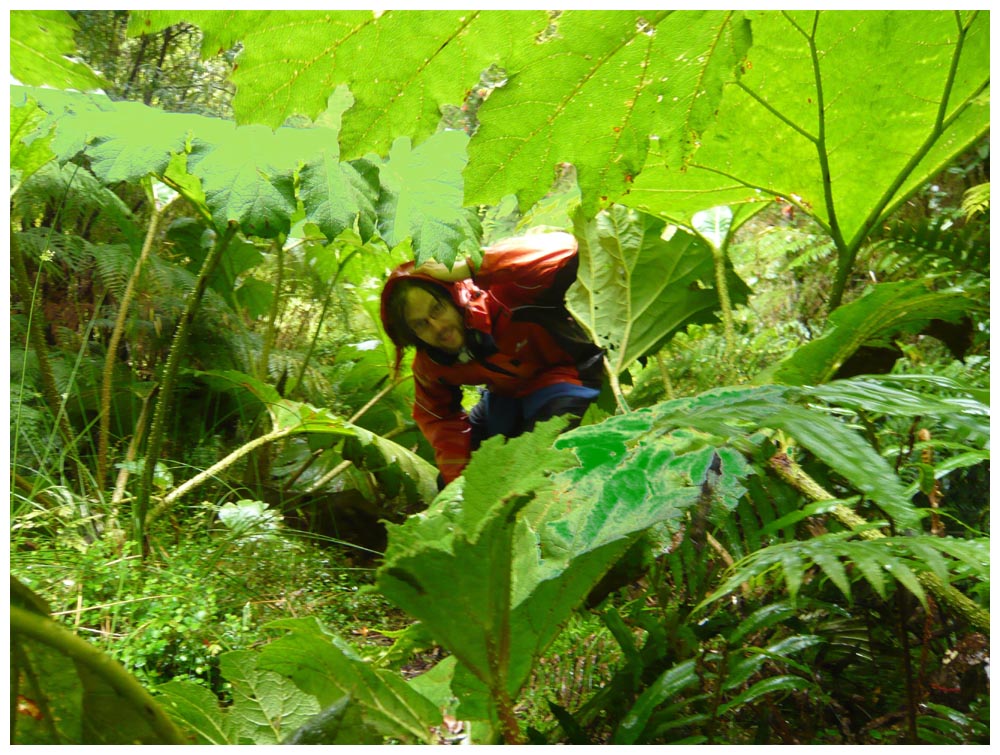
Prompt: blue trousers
<box><xmin>467</xmin><ymin>382</ymin><xmax>600</xmax><ymax>451</ymax></box>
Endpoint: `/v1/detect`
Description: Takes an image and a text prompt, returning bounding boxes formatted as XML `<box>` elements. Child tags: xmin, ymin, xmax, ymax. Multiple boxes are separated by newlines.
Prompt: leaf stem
<box><xmin>289</xmin><ymin>248</ymin><xmax>359</xmax><ymax>397</ymax></box>
<box><xmin>827</xmin><ymin>10</ymin><xmax>986</xmax><ymax>310</ymax></box>
<box><xmin>257</xmin><ymin>236</ymin><xmax>285</xmax><ymax>382</ymax></box>
<box><xmin>605</xmin><ymin>356</ymin><xmax>632</xmax><ymax>413</ymax></box>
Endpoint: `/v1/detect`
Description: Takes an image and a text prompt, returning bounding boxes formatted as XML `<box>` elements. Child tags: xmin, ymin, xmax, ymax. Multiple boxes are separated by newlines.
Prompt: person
<box><xmin>380</xmin><ymin>231</ymin><xmax>604</xmax><ymax>487</ymax></box>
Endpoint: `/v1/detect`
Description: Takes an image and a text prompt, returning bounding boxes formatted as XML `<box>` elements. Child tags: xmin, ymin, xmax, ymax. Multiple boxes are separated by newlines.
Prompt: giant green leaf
<box><xmin>566</xmin><ymin>204</ymin><xmax>749</xmax><ymax>376</ymax></box>
<box><xmin>377</xmin><ymin>417</ymin><xmax>724</xmax><ymax>729</ymax></box>
<box><xmin>17</xmin><ymin>84</ymin><xmax>420</xmax><ymax>254</ymax></box>
<box><xmin>624</xmin><ymin>11</ymin><xmax>990</xmax><ymax>252</ymax></box>
<box><xmin>467</xmin><ymin>10</ymin><xmax>751</xmax><ymax>214</ymax></box>
<box><xmin>10</xmin><ymin>98</ymin><xmax>56</xmax><ymax>192</ymax></box>
<box><xmin>10</xmin><ymin>11</ymin><xmax>108</xmax><ymax>91</ymax></box>
<box><xmin>762</xmin><ymin>281</ymin><xmax>981</xmax><ymax>386</ymax></box>
<box><xmin>11</xmin><ymin>88</ymin><xmax>197</xmax><ymax>185</ymax></box>
<box><xmin>377</xmin><ymin>422</ymin><xmax>582</xmax><ymax>712</ymax></box>
<box><xmin>127</xmin><ymin>10</ymin><xmax>748</xmax><ymax>215</ymax></box>
<box><xmin>127</xmin><ymin>10</ymin><xmax>534</xmax><ymax>147</ymax></box>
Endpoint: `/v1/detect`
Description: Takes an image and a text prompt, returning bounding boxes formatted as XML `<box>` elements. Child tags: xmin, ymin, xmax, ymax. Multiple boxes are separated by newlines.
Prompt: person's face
<box><xmin>403</xmin><ymin>287</ymin><xmax>466</xmax><ymax>354</ymax></box>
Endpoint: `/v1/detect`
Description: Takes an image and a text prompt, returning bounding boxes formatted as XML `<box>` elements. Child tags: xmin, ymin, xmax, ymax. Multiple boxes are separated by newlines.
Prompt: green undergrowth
<box><xmin>11</xmin><ymin>517</ymin><xmax>406</xmax><ymax>693</ymax></box>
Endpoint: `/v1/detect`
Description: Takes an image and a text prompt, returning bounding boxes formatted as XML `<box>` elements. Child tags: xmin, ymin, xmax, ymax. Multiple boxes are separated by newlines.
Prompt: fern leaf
<box><xmin>808</xmin><ymin>548</ymin><xmax>851</xmax><ymax>598</ymax></box>
<box><xmin>728</xmin><ymin>602</ymin><xmax>797</xmax><ymax>645</ymax></box>
<box><xmin>881</xmin><ymin>556</ymin><xmax>926</xmax><ymax>606</ymax></box>
<box><xmin>701</xmin><ymin>533</ymin><xmax>986</xmax><ymax>611</ymax></box>
<box><xmin>779</xmin><ymin>548</ymin><xmax>807</xmax><ymax>600</ymax></box>
<box><xmin>865</xmin><ymin>214</ymin><xmax>989</xmax><ymax>284</ymax></box>
<box><xmin>961</xmin><ymin>181</ymin><xmax>989</xmax><ymax>220</ymax></box>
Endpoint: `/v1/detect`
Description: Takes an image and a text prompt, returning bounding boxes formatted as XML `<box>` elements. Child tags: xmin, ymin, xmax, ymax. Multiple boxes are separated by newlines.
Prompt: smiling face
<box><xmin>403</xmin><ymin>286</ymin><xmax>466</xmax><ymax>354</ymax></box>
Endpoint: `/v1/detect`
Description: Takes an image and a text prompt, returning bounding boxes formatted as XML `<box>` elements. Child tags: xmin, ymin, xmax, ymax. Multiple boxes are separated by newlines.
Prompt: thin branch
<box><xmin>147</xmin><ymin>425</ymin><xmax>295</xmax><ymax>524</ymax></box>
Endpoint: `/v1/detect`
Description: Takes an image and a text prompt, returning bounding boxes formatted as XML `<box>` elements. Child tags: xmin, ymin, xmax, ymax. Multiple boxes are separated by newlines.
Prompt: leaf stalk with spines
<box><xmin>97</xmin><ymin>185</ymin><xmax>177</xmax><ymax>488</ymax></box>
<box><xmin>134</xmin><ymin>221</ymin><xmax>239</xmax><ymax>546</ymax></box>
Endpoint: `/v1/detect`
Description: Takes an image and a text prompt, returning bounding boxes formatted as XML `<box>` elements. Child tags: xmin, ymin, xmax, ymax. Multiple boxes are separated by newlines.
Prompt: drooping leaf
<box><xmin>283</xmin><ymin>696</ymin><xmax>354</xmax><ymax>745</ymax></box>
<box><xmin>10</xmin><ymin>11</ymin><xmax>108</xmax><ymax>91</ymax></box>
<box><xmin>566</xmin><ymin>204</ymin><xmax>749</xmax><ymax>376</ymax></box>
<box><xmin>763</xmin><ymin>281</ymin><xmax>981</xmax><ymax>386</ymax></box>
<box><xmin>613</xmin><ymin>659</ymin><xmax>699</xmax><ymax>744</ymax></box>
<box><xmin>342</xmin><ymin>423</ymin><xmax>440</xmax><ymax>505</ymax></box>
<box><xmin>692</xmin><ymin>204</ymin><xmax>733</xmax><ymax>251</ymax></box>
<box><xmin>801</xmin><ymin>374</ymin><xmax>990</xmax><ymax>434</ymax></box>
<box><xmin>603</xmin><ymin>382</ymin><xmax>924</xmax><ymax>532</ymax></box>
<box><xmin>718</xmin><ymin>675</ymin><xmax>815</xmax><ymax>715</ymax></box>
<box><xmin>256</xmin><ymin>617</ymin><xmax>438</xmax><ymax>744</ymax></box>
<box><xmin>10</xmin><ymin>98</ymin><xmax>56</xmax><ymax>191</ymax></box>
<box><xmin>154</xmin><ymin>680</ymin><xmax>238</xmax><ymax>745</ymax></box>
<box><xmin>704</xmin><ymin>533</ymin><xmax>987</xmax><ymax>612</ymax></box>
<box><xmin>301</xmin><ymin>155</ymin><xmax>380</xmax><ymax>243</ymax></box>
<box><xmin>767</xmin><ymin>404</ymin><xmax>920</xmax><ymax>531</ymax></box>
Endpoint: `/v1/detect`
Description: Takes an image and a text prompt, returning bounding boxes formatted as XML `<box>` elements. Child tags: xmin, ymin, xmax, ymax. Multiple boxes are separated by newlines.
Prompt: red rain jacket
<box><xmin>380</xmin><ymin>232</ymin><xmax>603</xmax><ymax>483</ymax></box>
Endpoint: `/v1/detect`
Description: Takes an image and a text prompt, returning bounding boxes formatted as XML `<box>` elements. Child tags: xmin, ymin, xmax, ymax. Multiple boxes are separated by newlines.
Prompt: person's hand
<box><xmin>414</xmin><ymin>258</ymin><xmax>471</xmax><ymax>281</ymax></box>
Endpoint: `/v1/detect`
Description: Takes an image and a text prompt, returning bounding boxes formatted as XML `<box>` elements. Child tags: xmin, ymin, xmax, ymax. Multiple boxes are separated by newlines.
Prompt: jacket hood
<box><xmin>380</xmin><ymin>262</ymin><xmax>492</xmax><ymax>371</ymax></box>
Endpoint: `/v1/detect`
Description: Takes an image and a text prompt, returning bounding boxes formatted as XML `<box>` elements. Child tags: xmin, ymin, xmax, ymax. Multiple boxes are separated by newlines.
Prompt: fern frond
<box><xmin>703</xmin><ymin>533</ymin><xmax>989</xmax><ymax>610</ymax></box>
<box><xmin>13</xmin><ymin>228</ymin><xmax>95</xmax><ymax>278</ymax></box>
<box><xmin>12</xmin><ymin>162</ymin><xmax>141</xmax><ymax>249</ymax></box>
<box><xmin>753</xmin><ymin>226</ymin><xmax>836</xmax><ymax>272</ymax></box>
<box><xmin>864</xmin><ymin>215</ymin><xmax>989</xmax><ymax>285</ymax></box>
<box><xmin>92</xmin><ymin>242</ymin><xmax>139</xmax><ymax>299</ymax></box>
<box><xmin>11</xmin><ymin>386</ymin><xmax>57</xmax><ymax>469</ymax></box>
<box><xmin>960</xmin><ymin>181</ymin><xmax>989</xmax><ymax>220</ymax></box>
